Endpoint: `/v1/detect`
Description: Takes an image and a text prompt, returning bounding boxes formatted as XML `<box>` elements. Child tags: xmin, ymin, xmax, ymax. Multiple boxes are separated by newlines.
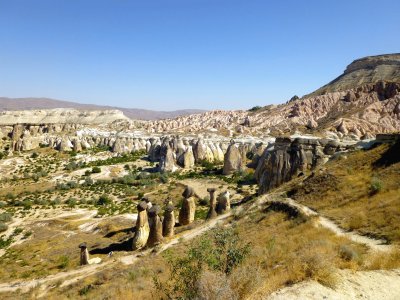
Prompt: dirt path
<box><xmin>267</xmin><ymin>268</ymin><xmax>400</xmax><ymax>300</ymax></box>
<box><xmin>0</xmin><ymin>212</ymin><xmax>232</xmax><ymax>296</ymax></box>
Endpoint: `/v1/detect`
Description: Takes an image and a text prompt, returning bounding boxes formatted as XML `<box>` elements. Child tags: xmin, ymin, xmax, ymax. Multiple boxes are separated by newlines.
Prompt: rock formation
<box><xmin>216</xmin><ymin>191</ymin><xmax>231</xmax><ymax>214</ymax></box>
<box><xmin>222</xmin><ymin>141</ymin><xmax>247</xmax><ymax>175</ymax></box>
<box><xmin>255</xmin><ymin>137</ymin><xmax>345</xmax><ymax>194</ymax></box>
<box><xmin>79</xmin><ymin>242</ymin><xmax>101</xmax><ymax>265</ymax></box>
<box><xmin>79</xmin><ymin>242</ymin><xmax>89</xmax><ymax>265</ymax></box>
<box><xmin>132</xmin><ymin>201</ymin><xmax>150</xmax><ymax>250</ymax></box>
<box><xmin>147</xmin><ymin>205</ymin><xmax>163</xmax><ymax>247</ymax></box>
<box><xmin>206</xmin><ymin>188</ymin><xmax>217</xmax><ymax>219</ymax></box>
<box><xmin>178</xmin><ymin>186</ymin><xmax>196</xmax><ymax>225</ymax></box>
<box><xmin>162</xmin><ymin>204</ymin><xmax>175</xmax><ymax>237</ymax></box>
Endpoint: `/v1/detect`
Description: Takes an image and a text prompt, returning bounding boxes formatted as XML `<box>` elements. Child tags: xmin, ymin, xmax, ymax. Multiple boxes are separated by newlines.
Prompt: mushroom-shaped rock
<box><xmin>132</xmin><ymin>201</ymin><xmax>150</xmax><ymax>250</ymax></box>
<box><xmin>162</xmin><ymin>204</ymin><xmax>175</xmax><ymax>237</ymax></box>
<box><xmin>79</xmin><ymin>242</ymin><xmax>89</xmax><ymax>265</ymax></box>
<box><xmin>147</xmin><ymin>205</ymin><xmax>163</xmax><ymax>247</ymax></box>
<box><xmin>206</xmin><ymin>188</ymin><xmax>217</xmax><ymax>219</ymax></box>
<box><xmin>179</xmin><ymin>187</ymin><xmax>196</xmax><ymax>225</ymax></box>
<box><xmin>216</xmin><ymin>191</ymin><xmax>231</xmax><ymax>214</ymax></box>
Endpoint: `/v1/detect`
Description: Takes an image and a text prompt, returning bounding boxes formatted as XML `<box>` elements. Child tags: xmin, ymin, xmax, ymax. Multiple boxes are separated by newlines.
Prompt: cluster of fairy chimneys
<box><xmin>79</xmin><ymin>186</ymin><xmax>231</xmax><ymax>265</ymax></box>
<box><xmin>132</xmin><ymin>186</ymin><xmax>231</xmax><ymax>251</ymax></box>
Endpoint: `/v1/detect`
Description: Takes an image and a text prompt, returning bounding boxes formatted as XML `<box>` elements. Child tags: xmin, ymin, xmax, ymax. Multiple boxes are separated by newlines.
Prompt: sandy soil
<box><xmin>268</xmin><ymin>268</ymin><xmax>400</xmax><ymax>300</ymax></box>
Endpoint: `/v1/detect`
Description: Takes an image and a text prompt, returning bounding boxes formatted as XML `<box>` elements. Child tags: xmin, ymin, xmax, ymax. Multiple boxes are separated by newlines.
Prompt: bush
<box><xmin>339</xmin><ymin>245</ymin><xmax>359</xmax><ymax>261</ymax></box>
<box><xmin>91</xmin><ymin>166</ymin><xmax>101</xmax><ymax>174</ymax></box>
<box><xmin>5</xmin><ymin>193</ymin><xmax>16</xmax><ymax>200</ymax></box>
<box><xmin>370</xmin><ymin>177</ymin><xmax>383</xmax><ymax>195</ymax></box>
<box><xmin>154</xmin><ymin>227</ymin><xmax>250</xmax><ymax>299</ymax></box>
<box><xmin>0</xmin><ymin>223</ymin><xmax>8</xmax><ymax>232</ymax></box>
<box><xmin>31</xmin><ymin>152</ymin><xmax>39</xmax><ymax>159</ymax></box>
<box><xmin>66</xmin><ymin>198</ymin><xmax>77</xmax><ymax>208</ymax></box>
<box><xmin>0</xmin><ymin>213</ymin><xmax>12</xmax><ymax>223</ymax></box>
<box><xmin>22</xmin><ymin>200</ymin><xmax>32</xmax><ymax>210</ymax></box>
<box><xmin>58</xmin><ymin>255</ymin><xmax>70</xmax><ymax>269</ymax></box>
<box><xmin>248</xmin><ymin>106</ymin><xmax>262</xmax><ymax>112</ymax></box>
<box><xmin>199</xmin><ymin>196</ymin><xmax>210</xmax><ymax>206</ymax></box>
<box><xmin>97</xmin><ymin>194</ymin><xmax>112</xmax><ymax>206</ymax></box>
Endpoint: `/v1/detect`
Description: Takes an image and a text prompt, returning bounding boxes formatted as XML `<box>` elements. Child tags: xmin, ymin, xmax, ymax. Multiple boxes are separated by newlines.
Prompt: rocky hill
<box><xmin>145</xmin><ymin>54</ymin><xmax>400</xmax><ymax>139</ymax></box>
<box><xmin>0</xmin><ymin>97</ymin><xmax>206</xmax><ymax>120</ymax></box>
<box><xmin>308</xmin><ymin>53</ymin><xmax>400</xmax><ymax>96</ymax></box>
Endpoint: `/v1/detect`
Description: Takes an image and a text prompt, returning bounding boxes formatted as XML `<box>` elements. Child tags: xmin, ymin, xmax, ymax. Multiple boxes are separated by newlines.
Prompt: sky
<box><xmin>0</xmin><ymin>0</ymin><xmax>399</xmax><ymax>111</ymax></box>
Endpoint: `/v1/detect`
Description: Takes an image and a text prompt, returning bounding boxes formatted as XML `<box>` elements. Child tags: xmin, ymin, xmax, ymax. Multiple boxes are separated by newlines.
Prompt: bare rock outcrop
<box><xmin>255</xmin><ymin>137</ymin><xmax>344</xmax><ymax>194</ymax></box>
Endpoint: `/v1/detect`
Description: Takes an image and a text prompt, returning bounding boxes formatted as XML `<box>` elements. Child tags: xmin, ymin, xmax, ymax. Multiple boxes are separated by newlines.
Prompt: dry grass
<box><xmin>287</xmin><ymin>143</ymin><xmax>400</xmax><ymax>243</ymax></box>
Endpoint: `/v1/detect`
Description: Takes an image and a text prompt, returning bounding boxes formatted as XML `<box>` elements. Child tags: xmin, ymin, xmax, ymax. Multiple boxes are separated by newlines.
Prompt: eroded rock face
<box><xmin>178</xmin><ymin>187</ymin><xmax>196</xmax><ymax>225</ymax></box>
<box><xmin>255</xmin><ymin>137</ymin><xmax>345</xmax><ymax>194</ymax></box>
<box><xmin>132</xmin><ymin>201</ymin><xmax>150</xmax><ymax>250</ymax></box>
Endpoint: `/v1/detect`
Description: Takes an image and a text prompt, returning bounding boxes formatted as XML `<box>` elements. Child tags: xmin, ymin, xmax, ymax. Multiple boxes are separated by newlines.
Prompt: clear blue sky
<box><xmin>0</xmin><ymin>0</ymin><xmax>399</xmax><ymax>110</ymax></box>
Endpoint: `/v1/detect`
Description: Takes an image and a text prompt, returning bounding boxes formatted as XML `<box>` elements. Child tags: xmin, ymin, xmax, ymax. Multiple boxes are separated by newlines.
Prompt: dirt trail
<box><xmin>0</xmin><ymin>211</ymin><xmax>232</xmax><ymax>296</ymax></box>
<box><xmin>267</xmin><ymin>268</ymin><xmax>400</xmax><ymax>300</ymax></box>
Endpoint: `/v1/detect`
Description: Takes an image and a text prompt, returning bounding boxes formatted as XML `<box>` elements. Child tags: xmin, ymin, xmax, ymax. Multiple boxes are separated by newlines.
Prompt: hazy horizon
<box><xmin>1</xmin><ymin>0</ymin><xmax>399</xmax><ymax>110</ymax></box>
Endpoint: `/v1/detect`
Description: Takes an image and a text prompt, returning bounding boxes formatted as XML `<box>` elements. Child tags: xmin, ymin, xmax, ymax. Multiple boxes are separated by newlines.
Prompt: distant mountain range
<box><xmin>0</xmin><ymin>97</ymin><xmax>206</xmax><ymax>120</ymax></box>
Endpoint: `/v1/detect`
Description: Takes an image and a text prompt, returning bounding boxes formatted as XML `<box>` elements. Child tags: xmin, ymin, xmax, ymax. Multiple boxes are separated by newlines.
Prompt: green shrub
<box><xmin>0</xmin><ymin>213</ymin><xmax>12</xmax><ymax>222</ymax></box>
<box><xmin>91</xmin><ymin>166</ymin><xmax>101</xmax><ymax>174</ymax></box>
<box><xmin>0</xmin><ymin>223</ymin><xmax>8</xmax><ymax>232</ymax></box>
<box><xmin>57</xmin><ymin>255</ymin><xmax>70</xmax><ymax>269</ymax></box>
<box><xmin>199</xmin><ymin>196</ymin><xmax>210</xmax><ymax>206</ymax></box>
<box><xmin>66</xmin><ymin>198</ymin><xmax>77</xmax><ymax>208</ymax></box>
<box><xmin>97</xmin><ymin>194</ymin><xmax>112</xmax><ymax>206</ymax></box>
<box><xmin>248</xmin><ymin>106</ymin><xmax>262</xmax><ymax>112</ymax></box>
<box><xmin>154</xmin><ymin>227</ymin><xmax>250</xmax><ymax>299</ymax></box>
<box><xmin>370</xmin><ymin>177</ymin><xmax>383</xmax><ymax>195</ymax></box>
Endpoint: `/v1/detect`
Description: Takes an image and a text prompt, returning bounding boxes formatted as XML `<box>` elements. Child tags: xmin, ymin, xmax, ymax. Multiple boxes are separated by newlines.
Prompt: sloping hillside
<box><xmin>285</xmin><ymin>140</ymin><xmax>400</xmax><ymax>243</ymax></box>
